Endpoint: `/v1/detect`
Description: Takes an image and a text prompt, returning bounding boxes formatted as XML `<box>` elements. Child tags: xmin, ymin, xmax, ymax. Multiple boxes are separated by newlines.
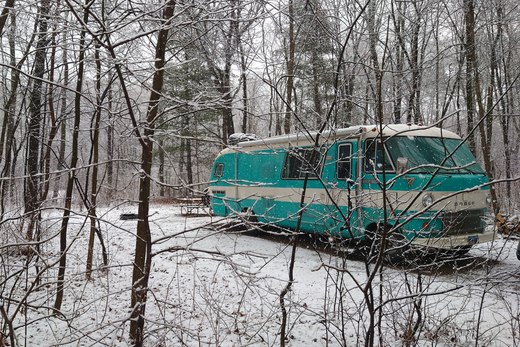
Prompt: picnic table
<box><xmin>178</xmin><ymin>196</ymin><xmax>211</xmax><ymax>216</ymax></box>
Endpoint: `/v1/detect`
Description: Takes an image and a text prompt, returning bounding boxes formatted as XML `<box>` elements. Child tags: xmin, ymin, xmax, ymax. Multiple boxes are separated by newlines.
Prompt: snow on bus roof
<box><xmin>222</xmin><ymin>124</ymin><xmax>461</xmax><ymax>153</ymax></box>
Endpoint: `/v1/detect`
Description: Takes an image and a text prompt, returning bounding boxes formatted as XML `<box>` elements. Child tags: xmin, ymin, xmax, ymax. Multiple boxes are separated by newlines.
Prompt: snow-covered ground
<box><xmin>2</xmin><ymin>204</ymin><xmax>520</xmax><ymax>346</ymax></box>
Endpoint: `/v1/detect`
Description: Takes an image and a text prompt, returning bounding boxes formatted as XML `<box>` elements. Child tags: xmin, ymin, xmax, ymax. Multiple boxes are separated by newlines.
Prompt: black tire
<box><xmin>516</xmin><ymin>239</ymin><xmax>520</xmax><ymax>261</ymax></box>
<box><xmin>431</xmin><ymin>245</ymin><xmax>472</xmax><ymax>260</ymax></box>
<box><xmin>361</xmin><ymin>224</ymin><xmax>410</xmax><ymax>264</ymax></box>
<box><xmin>450</xmin><ymin>245</ymin><xmax>472</xmax><ymax>257</ymax></box>
<box><xmin>202</xmin><ymin>188</ymin><xmax>210</xmax><ymax>206</ymax></box>
<box><xmin>241</xmin><ymin>208</ymin><xmax>260</xmax><ymax>236</ymax></box>
<box><xmin>241</xmin><ymin>208</ymin><xmax>258</xmax><ymax>223</ymax></box>
<box><xmin>383</xmin><ymin>232</ymin><xmax>410</xmax><ymax>264</ymax></box>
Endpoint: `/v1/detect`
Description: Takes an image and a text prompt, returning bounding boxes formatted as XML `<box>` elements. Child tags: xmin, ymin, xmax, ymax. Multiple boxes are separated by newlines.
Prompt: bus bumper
<box><xmin>410</xmin><ymin>229</ymin><xmax>496</xmax><ymax>249</ymax></box>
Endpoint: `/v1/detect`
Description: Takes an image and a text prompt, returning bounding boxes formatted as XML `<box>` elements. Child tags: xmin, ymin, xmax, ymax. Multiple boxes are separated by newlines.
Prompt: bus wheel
<box><xmin>241</xmin><ymin>208</ymin><xmax>258</xmax><ymax>223</ymax></box>
<box><xmin>451</xmin><ymin>245</ymin><xmax>472</xmax><ymax>257</ymax></box>
<box><xmin>240</xmin><ymin>208</ymin><xmax>260</xmax><ymax>236</ymax></box>
<box><xmin>383</xmin><ymin>232</ymin><xmax>410</xmax><ymax>264</ymax></box>
<box><xmin>362</xmin><ymin>224</ymin><xmax>409</xmax><ymax>264</ymax></box>
<box><xmin>432</xmin><ymin>245</ymin><xmax>472</xmax><ymax>260</ymax></box>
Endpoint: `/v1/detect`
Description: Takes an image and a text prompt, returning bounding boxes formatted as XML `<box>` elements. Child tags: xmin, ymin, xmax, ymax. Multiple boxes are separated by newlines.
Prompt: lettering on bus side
<box><xmin>454</xmin><ymin>201</ymin><xmax>475</xmax><ymax>207</ymax></box>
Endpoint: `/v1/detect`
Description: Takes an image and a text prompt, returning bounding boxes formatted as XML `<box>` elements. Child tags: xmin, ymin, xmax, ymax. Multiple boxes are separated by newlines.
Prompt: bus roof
<box><xmin>221</xmin><ymin>124</ymin><xmax>462</xmax><ymax>153</ymax></box>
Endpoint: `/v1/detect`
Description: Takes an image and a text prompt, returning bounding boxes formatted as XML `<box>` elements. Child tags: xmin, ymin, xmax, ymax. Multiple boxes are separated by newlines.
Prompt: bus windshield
<box><xmin>384</xmin><ymin>136</ymin><xmax>485</xmax><ymax>174</ymax></box>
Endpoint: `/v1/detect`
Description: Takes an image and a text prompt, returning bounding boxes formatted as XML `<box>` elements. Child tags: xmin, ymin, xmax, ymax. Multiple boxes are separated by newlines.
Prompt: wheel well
<box><xmin>240</xmin><ymin>207</ymin><xmax>258</xmax><ymax>223</ymax></box>
<box><xmin>366</xmin><ymin>222</ymin><xmax>396</xmax><ymax>232</ymax></box>
<box><xmin>365</xmin><ymin>223</ymin><xmax>379</xmax><ymax>233</ymax></box>
<box><xmin>364</xmin><ymin>222</ymin><xmax>399</xmax><ymax>240</ymax></box>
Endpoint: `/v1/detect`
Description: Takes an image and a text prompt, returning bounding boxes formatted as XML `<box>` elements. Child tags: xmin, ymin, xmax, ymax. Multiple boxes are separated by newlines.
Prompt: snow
<box><xmin>3</xmin><ymin>204</ymin><xmax>520</xmax><ymax>346</ymax></box>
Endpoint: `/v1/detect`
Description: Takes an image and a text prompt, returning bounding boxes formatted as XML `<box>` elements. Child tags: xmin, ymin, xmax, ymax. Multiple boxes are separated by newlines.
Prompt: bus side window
<box><xmin>364</xmin><ymin>140</ymin><xmax>394</xmax><ymax>172</ymax></box>
<box><xmin>337</xmin><ymin>143</ymin><xmax>352</xmax><ymax>179</ymax></box>
<box><xmin>364</xmin><ymin>140</ymin><xmax>376</xmax><ymax>171</ymax></box>
<box><xmin>214</xmin><ymin>163</ymin><xmax>224</xmax><ymax>178</ymax></box>
<box><xmin>282</xmin><ymin>148</ymin><xmax>323</xmax><ymax>179</ymax></box>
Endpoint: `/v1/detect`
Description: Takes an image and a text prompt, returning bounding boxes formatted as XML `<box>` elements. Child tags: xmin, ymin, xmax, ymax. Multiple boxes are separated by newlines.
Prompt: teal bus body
<box><xmin>209</xmin><ymin>125</ymin><xmax>494</xmax><ymax>249</ymax></box>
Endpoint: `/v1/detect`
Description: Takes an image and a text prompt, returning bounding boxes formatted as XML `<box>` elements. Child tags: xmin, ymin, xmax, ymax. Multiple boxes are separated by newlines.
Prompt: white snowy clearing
<box><xmin>2</xmin><ymin>204</ymin><xmax>520</xmax><ymax>346</ymax></box>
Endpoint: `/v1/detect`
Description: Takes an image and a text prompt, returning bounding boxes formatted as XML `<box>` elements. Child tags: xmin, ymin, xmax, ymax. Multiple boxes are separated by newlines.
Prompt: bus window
<box><xmin>364</xmin><ymin>139</ymin><xmax>394</xmax><ymax>172</ymax></box>
<box><xmin>282</xmin><ymin>148</ymin><xmax>324</xmax><ymax>179</ymax></box>
<box><xmin>337</xmin><ymin>143</ymin><xmax>352</xmax><ymax>179</ymax></box>
<box><xmin>214</xmin><ymin>163</ymin><xmax>224</xmax><ymax>178</ymax></box>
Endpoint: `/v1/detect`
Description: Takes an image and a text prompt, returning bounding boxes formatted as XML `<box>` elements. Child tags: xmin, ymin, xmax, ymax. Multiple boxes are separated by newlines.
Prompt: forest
<box><xmin>0</xmin><ymin>0</ymin><xmax>520</xmax><ymax>346</ymax></box>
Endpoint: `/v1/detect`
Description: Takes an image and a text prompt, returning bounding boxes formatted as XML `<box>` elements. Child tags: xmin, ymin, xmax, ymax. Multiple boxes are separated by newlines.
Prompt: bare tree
<box><xmin>24</xmin><ymin>0</ymin><xmax>51</xmax><ymax>241</ymax></box>
<box><xmin>54</xmin><ymin>0</ymin><xmax>89</xmax><ymax>311</ymax></box>
<box><xmin>0</xmin><ymin>0</ymin><xmax>15</xmax><ymax>35</ymax></box>
<box><xmin>129</xmin><ymin>1</ymin><xmax>176</xmax><ymax>344</ymax></box>
<box><xmin>283</xmin><ymin>0</ymin><xmax>295</xmax><ymax>134</ymax></box>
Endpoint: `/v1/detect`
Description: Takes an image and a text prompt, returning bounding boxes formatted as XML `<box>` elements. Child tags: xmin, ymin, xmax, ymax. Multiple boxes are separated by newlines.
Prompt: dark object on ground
<box><xmin>517</xmin><ymin>239</ymin><xmax>520</xmax><ymax>260</ymax></box>
<box><xmin>120</xmin><ymin>213</ymin><xmax>139</xmax><ymax>220</ymax></box>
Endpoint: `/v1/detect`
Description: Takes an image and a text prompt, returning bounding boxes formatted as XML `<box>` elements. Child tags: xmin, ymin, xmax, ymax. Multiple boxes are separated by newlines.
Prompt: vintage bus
<box><xmin>208</xmin><ymin>124</ymin><xmax>494</xmax><ymax>255</ymax></box>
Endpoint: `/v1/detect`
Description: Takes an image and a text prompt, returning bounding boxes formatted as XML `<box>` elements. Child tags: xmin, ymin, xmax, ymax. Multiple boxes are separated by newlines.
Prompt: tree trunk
<box><xmin>221</xmin><ymin>74</ymin><xmax>235</xmax><ymax>142</ymax></box>
<box><xmin>408</xmin><ymin>3</ymin><xmax>421</xmax><ymax>124</ymax></box>
<box><xmin>391</xmin><ymin>0</ymin><xmax>404</xmax><ymax>124</ymax></box>
<box><xmin>234</xmin><ymin>5</ymin><xmax>249</xmax><ymax>134</ymax></box>
<box><xmin>106</xmin><ymin>83</ymin><xmax>114</xmax><ymax>191</ymax></box>
<box><xmin>240</xmin><ymin>45</ymin><xmax>249</xmax><ymax>133</ymax></box>
<box><xmin>464</xmin><ymin>0</ymin><xmax>477</xmax><ymax>154</ymax></box>
<box><xmin>0</xmin><ymin>13</ymin><xmax>19</xmax><ymax>216</ymax></box>
<box><xmin>365</xmin><ymin>0</ymin><xmax>383</xmax><ymax>344</ymax></box>
<box><xmin>495</xmin><ymin>4</ymin><xmax>512</xmax><ymax>209</ymax></box>
<box><xmin>464</xmin><ymin>0</ymin><xmax>499</xmax><ymax>214</ymax></box>
<box><xmin>158</xmin><ymin>137</ymin><xmax>165</xmax><ymax>197</ymax></box>
<box><xmin>40</xmin><ymin>21</ymin><xmax>59</xmax><ymax>204</ymax></box>
<box><xmin>129</xmin><ymin>1</ymin><xmax>176</xmax><ymax>345</ymax></box>
<box><xmin>86</xmin><ymin>44</ymin><xmax>102</xmax><ymax>280</ymax></box>
<box><xmin>284</xmin><ymin>0</ymin><xmax>295</xmax><ymax>134</ymax></box>
<box><xmin>186</xmin><ymin>137</ymin><xmax>193</xmax><ymax>185</ymax></box>
<box><xmin>53</xmin><ymin>24</ymin><xmax>69</xmax><ymax>199</ymax></box>
<box><xmin>0</xmin><ymin>0</ymin><xmax>15</xmax><ymax>36</ymax></box>
<box><xmin>312</xmin><ymin>49</ymin><xmax>323</xmax><ymax>128</ymax></box>
<box><xmin>54</xmin><ymin>0</ymin><xmax>87</xmax><ymax>311</ymax></box>
<box><xmin>0</xmin><ymin>1</ymin><xmax>16</xmax><ymax>161</ymax></box>
<box><xmin>25</xmin><ymin>0</ymin><xmax>51</xmax><ymax>241</ymax></box>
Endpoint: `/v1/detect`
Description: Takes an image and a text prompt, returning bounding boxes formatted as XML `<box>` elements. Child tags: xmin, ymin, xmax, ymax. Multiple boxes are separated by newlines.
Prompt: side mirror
<box><xmin>397</xmin><ymin>157</ymin><xmax>409</xmax><ymax>174</ymax></box>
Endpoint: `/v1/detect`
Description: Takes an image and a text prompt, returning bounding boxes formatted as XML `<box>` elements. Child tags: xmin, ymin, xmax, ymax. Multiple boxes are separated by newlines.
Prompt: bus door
<box><xmin>361</xmin><ymin>138</ymin><xmax>399</xmax><ymax>227</ymax></box>
<box><xmin>330</xmin><ymin>141</ymin><xmax>359</xmax><ymax>238</ymax></box>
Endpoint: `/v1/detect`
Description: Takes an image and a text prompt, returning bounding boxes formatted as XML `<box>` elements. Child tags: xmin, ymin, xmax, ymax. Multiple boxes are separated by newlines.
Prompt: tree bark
<box><xmin>240</xmin><ymin>44</ymin><xmax>249</xmax><ymax>133</ymax></box>
<box><xmin>0</xmin><ymin>0</ymin><xmax>15</xmax><ymax>36</ymax></box>
<box><xmin>158</xmin><ymin>137</ymin><xmax>165</xmax><ymax>197</ymax></box>
<box><xmin>53</xmin><ymin>23</ymin><xmax>69</xmax><ymax>199</ymax></box>
<box><xmin>391</xmin><ymin>0</ymin><xmax>404</xmax><ymax>124</ymax></box>
<box><xmin>54</xmin><ymin>0</ymin><xmax>87</xmax><ymax>311</ymax></box>
<box><xmin>25</xmin><ymin>0</ymin><xmax>51</xmax><ymax>241</ymax></box>
<box><xmin>464</xmin><ymin>0</ymin><xmax>477</xmax><ymax>154</ymax></box>
<box><xmin>129</xmin><ymin>1</ymin><xmax>176</xmax><ymax>345</ymax></box>
<box><xmin>86</xmin><ymin>44</ymin><xmax>103</xmax><ymax>280</ymax></box>
<box><xmin>284</xmin><ymin>0</ymin><xmax>295</xmax><ymax>134</ymax></box>
<box><xmin>464</xmin><ymin>0</ymin><xmax>499</xmax><ymax>213</ymax></box>
<box><xmin>0</xmin><ymin>13</ymin><xmax>19</xmax><ymax>215</ymax></box>
<box><xmin>106</xmin><ymin>82</ymin><xmax>114</xmax><ymax>191</ymax></box>
<box><xmin>40</xmin><ymin>19</ymin><xmax>59</xmax><ymax>204</ymax></box>
<box><xmin>408</xmin><ymin>2</ymin><xmax>421</xmax><ymax>124</ymax></box>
